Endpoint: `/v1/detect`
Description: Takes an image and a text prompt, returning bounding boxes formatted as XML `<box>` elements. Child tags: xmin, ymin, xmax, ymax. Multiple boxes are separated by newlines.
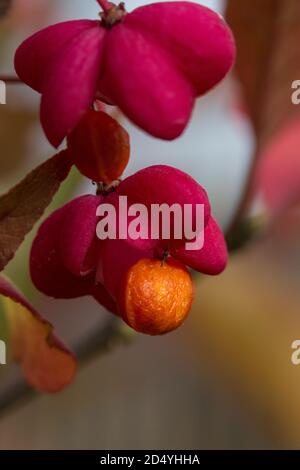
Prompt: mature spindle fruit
<box><xmin>30</xmin><ymin>165</ymin><xmax>228</xmax><ymax>335</ymax></box>
<box><xmin>15</xmin><ymin>1</ymin><xmax>235</xmax><ymax>146</ymax></box>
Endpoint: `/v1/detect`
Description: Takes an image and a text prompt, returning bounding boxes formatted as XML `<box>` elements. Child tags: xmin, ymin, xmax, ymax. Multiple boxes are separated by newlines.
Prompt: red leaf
<box><xmin>0</xmin><ymin>150</ymin><xmax>72</xmax><ymax>271</ymax></box>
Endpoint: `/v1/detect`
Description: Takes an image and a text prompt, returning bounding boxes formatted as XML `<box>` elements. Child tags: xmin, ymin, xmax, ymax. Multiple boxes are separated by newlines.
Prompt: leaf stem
<box><xmin>0</xmin><ymin>318</ymin><xmax>132</xmax><ymax>418</ymax></box>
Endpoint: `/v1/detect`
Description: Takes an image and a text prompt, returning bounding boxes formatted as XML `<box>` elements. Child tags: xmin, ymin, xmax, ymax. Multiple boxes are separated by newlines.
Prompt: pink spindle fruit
<box><xmin>30</xmin><ymin>165</ymin><xmax>228</xmax><ymax>334</ymax></box>
<box><xmin>15</xmin><ymin>1</ymin><xmax>235</xmax><ymax>146</ymax></box>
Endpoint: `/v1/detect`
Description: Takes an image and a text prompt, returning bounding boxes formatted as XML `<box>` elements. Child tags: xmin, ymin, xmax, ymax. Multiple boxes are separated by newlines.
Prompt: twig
<box><xmin>225</xmin><ymin>148</ymin><xmax>258</xmax><ymax>242</ymax></box>
<box><xmin>0</xmin><ymin>76</ymin><xmax>21</xmax><ymax>84</ymax></box>
<box><xmin>0</xmin><ymin>318</ymin><xmax>131</xmax><ymax>419</ymax></box>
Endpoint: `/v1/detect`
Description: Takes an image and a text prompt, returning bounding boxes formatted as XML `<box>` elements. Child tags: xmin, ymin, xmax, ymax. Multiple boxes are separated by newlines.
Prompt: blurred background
<box><xmin>0</xmin><ymin>0</ymin><xmax>300</xmax><ymax>450</ymax></box>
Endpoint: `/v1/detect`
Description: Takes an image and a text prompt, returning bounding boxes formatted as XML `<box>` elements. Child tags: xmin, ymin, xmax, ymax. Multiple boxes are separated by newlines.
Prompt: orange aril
<box><xmin>118</xmin><ymin>258</ymin><xmax>194</xmax><ymax>335</ymax></box>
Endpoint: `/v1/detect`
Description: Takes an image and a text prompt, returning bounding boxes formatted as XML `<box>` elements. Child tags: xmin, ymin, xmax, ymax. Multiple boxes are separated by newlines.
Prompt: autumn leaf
<box><xmin>0</xmin><ymin>150</ymin><xmax>72</xmax><ymax>271</ymax></box>
<box><xmin>226</xmin><ymin>0</ymin><xmax>300</xmax><ymax>146</ymax></box>
<box><xmin>0</xmin><ymin>274</ymin><xmax>77</xmax><ymax>392</ymax></box>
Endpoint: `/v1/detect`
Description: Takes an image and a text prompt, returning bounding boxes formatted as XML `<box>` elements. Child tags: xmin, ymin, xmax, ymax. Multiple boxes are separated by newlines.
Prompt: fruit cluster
<box><xmin>15</xmin><ymin>1</ymin><xmax>235</xmax><ymax>335</ymax></box>
<box><xmin>31</xmin><ymin>162</ymin><xmax>227</xmax><ymax>335</ymax></box>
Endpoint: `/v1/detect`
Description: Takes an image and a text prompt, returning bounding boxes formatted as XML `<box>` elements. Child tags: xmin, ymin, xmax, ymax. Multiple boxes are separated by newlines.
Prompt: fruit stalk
<box><xmin>96</xmin><ymin>0</ymin><xmax>112</xmax><ymax>13</ymax></box>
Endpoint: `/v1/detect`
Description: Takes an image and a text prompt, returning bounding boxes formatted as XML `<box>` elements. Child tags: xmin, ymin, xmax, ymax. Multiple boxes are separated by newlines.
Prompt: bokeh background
<box><xmin>0</xmin><ymin>0</ymin><xmax>300</xmax><ymax>449</ymax></box>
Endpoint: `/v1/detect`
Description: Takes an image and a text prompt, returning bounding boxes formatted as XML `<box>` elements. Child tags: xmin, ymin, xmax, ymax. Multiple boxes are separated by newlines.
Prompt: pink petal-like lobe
<box><xmin>30</xmin><ymin>207</ymin><xmax>93</xmax><ymax>298</ymax></box>
<box><xmin>171</xmin><ymin>217</ymin><xmax>228</xmax><ymax>275</ymax></box>
<box><xmin>30</xmin><ymin>199</ymin><xmax>117</xmax><ymax>313</ymax></box>
<box><xmin>92</xmin><ymin>281</ymin><xmax>119</xmax><ymax>314</ymax></box>
<box><xmin>98</xmin><ymin>237</ymin><xmax>157</xmax><ymax>300</ymax></box>
<box><xmin>59</xmin><ymin>195</ymin><xmax>102</xmax><ymax>276</ymax></box>
<box><xmin>125</xmin><ymin>2</ymin><xmax>236</xmax><ymax>95</ymax></box>
<box><xmin>15</xmin><ymin>20</ymin><xmax>98</xmax><ymax>92</ymax></box>
<box><xmin>99</xmin><ymin>24</ymin><xmax>195</xmax><ymax>140</ymax></box>
<box><xmin>98</xmin><ymin>2</ymin><xmax>235</xmax><ymax>138</ymax></box>
<box><xmin>116</xmin><ymin>165</ymin><xmax>211</xmax><ymax>228</ymax></box>
<box><xmin>41</xmin><ymin>24</ymin><xmax>106</xmax><ymax>147</ymax></box>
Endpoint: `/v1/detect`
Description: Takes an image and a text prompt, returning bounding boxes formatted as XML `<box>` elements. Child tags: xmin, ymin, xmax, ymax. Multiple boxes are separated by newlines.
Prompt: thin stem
<box><xmin>0</xmin><ymin>318</ymin><xmax>132</xmax><ymax>418</ymax></box>
<box><xmin>226</xmin><ymin>143</ymin><xmax>259</xmax><ymax>240</ymax></box>
<box><xmin>96</xmin><ymin>0</ymin><xmax>112</xmax><ymax>13</ymax></box>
